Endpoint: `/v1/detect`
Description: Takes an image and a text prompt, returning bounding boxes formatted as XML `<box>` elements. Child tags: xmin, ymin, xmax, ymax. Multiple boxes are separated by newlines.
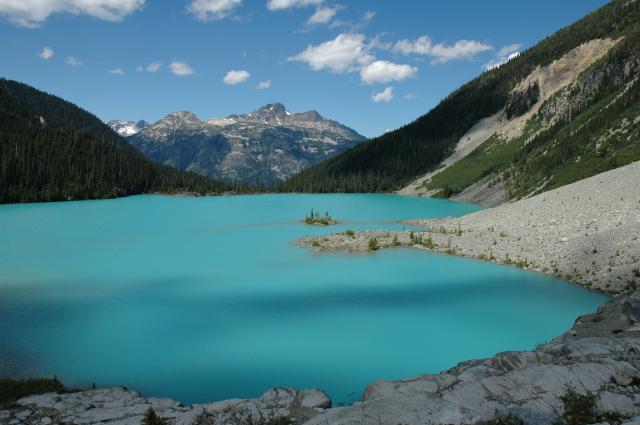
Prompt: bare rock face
<box><xmin>111</xmin><ymin>103</ymin><xmax>365</xmax><ymax>185</ymax></box>
<box><xmin>3</xmin><ymin>387</ymin><xmax>331</xmax><ymax>425</ymax></box>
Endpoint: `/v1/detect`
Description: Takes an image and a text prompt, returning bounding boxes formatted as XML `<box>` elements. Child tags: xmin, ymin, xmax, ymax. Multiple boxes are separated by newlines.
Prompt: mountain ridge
<box><xmin>113</xmin><ymin>102</ymin><xmax>365</xmax><ymax>185</ymax></box>
<box><xmin>279</xmin><ymin>0</ymin><xmax>640</xmax><ymax>198</ymax></box>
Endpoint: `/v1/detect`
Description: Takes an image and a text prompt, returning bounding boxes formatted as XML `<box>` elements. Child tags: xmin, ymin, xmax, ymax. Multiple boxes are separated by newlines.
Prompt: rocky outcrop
<box><xmin>116</xmin><ymin>103</ymin><xmax>365</xmax><ymax>185</ymax></box>
<box><xmin>1</xmin><ymin>387</ymin><xmax>331</xmax><ymax>425</ymax></box>
<box><xmin>303</xmin><ymin>291</ymin><xmax>640</xmax><ymax>425</ymax></box>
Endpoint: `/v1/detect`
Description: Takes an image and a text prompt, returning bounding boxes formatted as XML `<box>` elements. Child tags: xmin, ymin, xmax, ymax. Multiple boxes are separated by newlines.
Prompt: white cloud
<box><xmin>371</xmin><ymin>86</ymin><xmax>393</xmax><ymax>103</ymax></box>
<box><xmin>485</xmin><ymin>51</ymin><xmax>520</xmax><ymax>71</ymax></box>
<box><xmin>146</xmin><ymin>61</ymin><xmax>162</xmax><ymax>72</ymax></box>
<box><xmin>368</xmin><ymin>35</ymin><xmax>391</xmax><ymax>51</ymax></box>
<box><xmin>393</xmin><ymin>36</ymin><xmax>432</xmax><ymax>55</ymax></box>
<box><xmin>169</xmin><ymin>60</ymin><xmax>195</xmax><ymax>76</ymax></box>
<box><xmin>66</xmin><ymin>56</ymin><xmax>82</xmax><ymax>66</ymax></box>
<box><xmin>38</xmin><ymin>47</ymin><xmax>54</xmax><ymax>60</ymax></box>
<box><xmin>288</xmin><ymin>33</ymin><xmax>373</xmax><ymax>73</ymax></box>
<box><xmin>403</xmin><ymin>93</ymin><xmax>418</xmax><ymax>100</ymax></box>
<box><xmin>485</xmin><ymin>44</ymin><xmax>521</xmax><ymax>70</ymax></box>
<box><xmin>497</xmin><ymin>43</ymin><xmax>522</xmax><ymax>57</ymax></box>
<box><xmin>307</xmin><ymin>5</ymin><xmax>340</xmax><ymax>25</ymax></box>
<box><xmin>361</xmin><ymin>10</ymin><xmax>375</xmax><ymax>22</ymax></box>
<box><xmin>329</xmin><ymin>9</ymin><xmax>374</xmax><ymax>32</ymax></box>
<box><xmin>360</xmin><ymin>60</ymin><xmax>416</xmax><ymax>85</ymax></box>
<box><xmin>267</xmin><ymin>0</ymin><xmax>322</xmax><ymax>11</ymax></box>
<box><xmin>135</xmin><ymin>62</ymin><xmax>162</xmax><ymax>72</ymax></box>
<box><xmin>256</xmin><ymin>80</ymin><xmax>271</xmax><ymax>89</ymax></box>
<box><xmin>109</xmin><ymin>68</ymin><xmax>124</xmax><ymax>75</ymax></box>
<box><xmin>393</xmin><ymin>36</ymin><xmax>493</xmax><ymax>64</ymax></box>
<box><xmin>187</xmin><ymin>0</ymin><xmax>241</xmax><ymax>21</ymax></box>
<box><xmin>0</xmin><ymin>0</ymin><xmax>144</xmax><ymax>28</ymax></box>
<box><xmin>223</xmin><ymin>69</ymin><xmax>250</xmax><ymax>84</ymax></box>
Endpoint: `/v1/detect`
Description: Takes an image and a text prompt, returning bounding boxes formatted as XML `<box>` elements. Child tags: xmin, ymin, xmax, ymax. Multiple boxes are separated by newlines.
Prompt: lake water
<box><xmin>0</xmin><ymin>194</ymin><xmax>608</xmax><ymax>405</ymax></box>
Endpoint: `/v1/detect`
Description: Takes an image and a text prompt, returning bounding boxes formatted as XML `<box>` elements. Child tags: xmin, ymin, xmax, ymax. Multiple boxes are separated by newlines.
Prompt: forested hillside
<box><xmin>0</xmin><ymin>79</ymin><xmax>233</xmax><ymax>203</ymax></box>
<box><xmin>279</xmin><ymin>0</ymin><xmax>640</xmax><ymax>194</ymax></box>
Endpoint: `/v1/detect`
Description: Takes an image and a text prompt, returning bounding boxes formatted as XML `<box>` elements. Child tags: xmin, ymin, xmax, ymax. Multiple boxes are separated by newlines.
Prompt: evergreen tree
<box><xmin>141</xmin><ymin>408</ymin><xmax>167</xmax><ymax>425</ymax></box>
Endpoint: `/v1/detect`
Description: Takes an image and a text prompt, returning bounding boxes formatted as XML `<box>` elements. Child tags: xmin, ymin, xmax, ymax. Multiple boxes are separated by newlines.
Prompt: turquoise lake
<box><xmin>0</xmin><ymin>194</ymin><xmax>608</xmax><ymax>405</ymax></box>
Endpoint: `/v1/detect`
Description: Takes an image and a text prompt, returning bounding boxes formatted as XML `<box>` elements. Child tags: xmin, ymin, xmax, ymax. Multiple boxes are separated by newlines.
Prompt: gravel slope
<box><xmin>301</xmin><ymin>161</ymin><xmax>640</xmax><ymax>295</ymax></box>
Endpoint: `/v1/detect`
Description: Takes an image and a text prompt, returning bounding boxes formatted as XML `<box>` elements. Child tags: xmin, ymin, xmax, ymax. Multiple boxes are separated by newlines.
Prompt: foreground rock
<box><xmin>1</xmin><ymin>387</ymin><xmax>330</xmax><ymax>425</ymax></box>
<box><xmin>301</xmin><ymin>161</ymin><xmax>640</xmax><ymax>294</ymax></box>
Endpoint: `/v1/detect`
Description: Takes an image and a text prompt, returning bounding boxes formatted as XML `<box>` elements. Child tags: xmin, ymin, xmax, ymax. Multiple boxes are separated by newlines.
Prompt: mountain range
<box><xmin>110</xmin><ymin>103</ymin><xmax>365</xmax><ymax>185</ymax></box>
<box><xmin>3</xmin><ymin>1</ymin><xmax>638</xmax><ymax>206</ymax></box>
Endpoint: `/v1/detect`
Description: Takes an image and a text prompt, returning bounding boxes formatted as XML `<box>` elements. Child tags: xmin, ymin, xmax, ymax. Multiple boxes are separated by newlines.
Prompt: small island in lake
<box><xmin>303</xmin><ymin>209</ymin><xmax>337</xmax><ymax>226</ymax></box>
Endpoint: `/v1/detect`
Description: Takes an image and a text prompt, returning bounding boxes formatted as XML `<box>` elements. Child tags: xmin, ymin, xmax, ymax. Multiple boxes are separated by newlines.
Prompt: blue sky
<box><xmin>0</xmin><ymin>0</ymin><xmax>608</xmax><ymax>137</ymax></box>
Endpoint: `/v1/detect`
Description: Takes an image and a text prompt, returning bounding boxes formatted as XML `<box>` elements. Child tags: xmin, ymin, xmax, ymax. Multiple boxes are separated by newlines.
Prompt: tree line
<box><xmin>0</xmin><ymin>78</ymin><xmax>242</xmax><ymax>204</ymax></box>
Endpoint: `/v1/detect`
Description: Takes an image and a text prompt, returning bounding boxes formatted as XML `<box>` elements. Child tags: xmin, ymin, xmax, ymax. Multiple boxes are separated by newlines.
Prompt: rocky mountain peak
<box><xmin>107</xmin><ymin>119</ymin><xmax>151</xmax><ymax>137</ymax></box>
<box><xmin>164</xmin><ymin>111</ymin><xmax>200</xmax><ymax>122</ymax></box>
<box><xmin>249</xmin><ymin>102</ymin><xmax>290</xmax><ymax>125</ymax></box>
<box><xmin>296</xmin><ymin>110</ymin><xmax>323</xmax><ymax>122</ymax></box>
<box><xmin>258</xmin><ymin>103</ymin><xmax>287</xmax><ymax>115</ymax></box>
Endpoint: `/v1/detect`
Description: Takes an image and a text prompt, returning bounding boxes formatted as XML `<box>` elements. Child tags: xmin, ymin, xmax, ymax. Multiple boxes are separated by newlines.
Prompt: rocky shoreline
<box><xmin>301</xmin><ymin>161</ymin><xmax>640</xmax><ymax>295</ymax></box>
<box><xmin>3</xmin><ymin>163</ymin><xmax>640</xmax><ymax>425</ymax></box>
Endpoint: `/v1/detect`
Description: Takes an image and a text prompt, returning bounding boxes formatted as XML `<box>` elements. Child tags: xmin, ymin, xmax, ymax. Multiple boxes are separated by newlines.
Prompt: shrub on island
<box><xmin>304</xmin><ymin>209</ymin><xmax>336</xmax><ymax>226</ymax></box>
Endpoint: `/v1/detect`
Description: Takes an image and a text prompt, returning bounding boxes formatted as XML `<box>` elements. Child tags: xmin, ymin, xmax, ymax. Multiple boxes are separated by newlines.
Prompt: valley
<box><xmin>1</xmin><ymin>1</ymin><xmax>640</xmax><ymax>424</ymax></box>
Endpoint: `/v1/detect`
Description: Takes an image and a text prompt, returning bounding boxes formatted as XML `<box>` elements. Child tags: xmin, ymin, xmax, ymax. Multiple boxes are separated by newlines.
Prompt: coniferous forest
<box><xmin>0</xmin><ymin>79</ymin><xmax>235</xmax><ymax>203</ymax></box>
<box><xmin>278</xmin><ymin>0</ymin><xmax>640</xmax><ymax>193</ymax></box>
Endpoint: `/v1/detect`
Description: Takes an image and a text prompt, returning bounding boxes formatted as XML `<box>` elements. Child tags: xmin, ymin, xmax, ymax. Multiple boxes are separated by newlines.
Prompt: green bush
<box><xmin>368</xmin><ymin>238</ymin><xmax>380</xmax><ymax>251</ymax></box>
<box><xmin>559</xmin><ymin>387</ymin><xmax>596</xmax><ymax>425</ymax></box>
<box><xmin>142</xmin><ymin>407</ymin><xmax>168</xmax><ymax>425</ymax></box>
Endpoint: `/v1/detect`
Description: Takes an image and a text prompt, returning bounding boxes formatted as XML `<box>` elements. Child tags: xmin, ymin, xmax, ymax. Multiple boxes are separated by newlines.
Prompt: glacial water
<box><xmin>0</xmin><ymin>194</ymin><xmax>608</xmax><ymax>405</ymax></box>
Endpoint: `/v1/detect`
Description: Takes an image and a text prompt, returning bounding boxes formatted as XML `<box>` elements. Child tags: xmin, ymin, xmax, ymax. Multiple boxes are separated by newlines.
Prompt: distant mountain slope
<box><xmin>280</xmin><ymin>0</ymin><xmax>640</xmax><ymax>197</ymax></box>
<box><xmin>118</xmin><ymin>103</ymin><xmax>365</xmax><ymax>185</ymax></box>
<box><xmin>0</xmin><ymin>79</ymin><xmax>231</xmax><ymax>204</ymax></box>
<box><xmin>107</xmin><ymin>119</ymin><xmax>151</xmax><ymax>137</ymax></box>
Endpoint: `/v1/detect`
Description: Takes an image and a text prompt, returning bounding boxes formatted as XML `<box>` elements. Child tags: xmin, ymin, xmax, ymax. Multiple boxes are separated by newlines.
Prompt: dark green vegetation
<box><xmin>142</xmin><ymin>408</ymin><xmax>168</xmax><ymax>425</ymax></box>
<box><xmin>304</xmin><ymin>208</ymin><xmax>336</xmax><ymax>225</ymax></box>
<box><xmin>553</xmin><ymin>386</ymin><xmax>626</xmax><ymax>425</ymax></box>
<box><xmin>0</xmin><ymin>79</ymin><xmax>235</xmax><ymax>204</ymax></box>
<box><xmin>0</xmin><ymin>377</ymin><xmax>66</xmax><ymax>408</ymax></box>
<box><xmin>479</xmin><ymin>415</ymin><xmax>524</xmax><ymax>425</ymax></box>
<box><xmin>557</xmin><ymin>387</ymin><xmax>598</xmax><ymax>425</ymax></box>
<box><xmin>280</xmin><ymin>0</ymin><xmax>640</xmax><ymax>195</ymax></box>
